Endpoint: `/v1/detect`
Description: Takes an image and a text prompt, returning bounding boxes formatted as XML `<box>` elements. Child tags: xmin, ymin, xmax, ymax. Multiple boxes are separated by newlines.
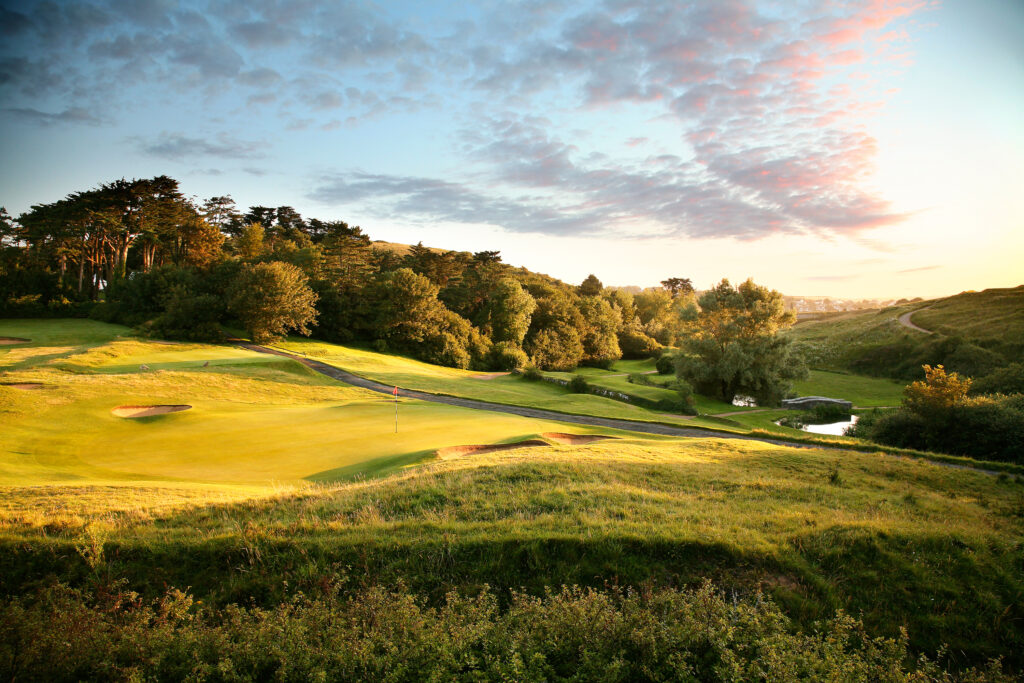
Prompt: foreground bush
<box><xmin>0</xmin><ymin>581</ymin><xmax>1010</xmax><ymax>682</ymax></box>
<box><xmin>850</xmin><ymin>366</ymin><xmax>1024</xmax><ymax>463</ymax></box>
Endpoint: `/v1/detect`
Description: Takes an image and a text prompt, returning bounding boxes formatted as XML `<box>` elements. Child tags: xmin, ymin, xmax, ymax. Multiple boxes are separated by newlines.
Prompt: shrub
<box><xmin>151</xmin><ymin>290</ymin><xmax>225</xmax><ymax>342</ymax></box>
<box><xmin>971</xmin><ymin>363</ymin><xmax>1024</xmax><ymax>396</ymax></box>
<box><xmin>568</xmin><ymin>375</ymin><xmax>590</xmax><ymax>394</ymax></box>
<box><xmin>655</xmin><ymin>353</ymin><xmax>675</xmax><ymax>375</ymax></box>
<box><xmin>521</xmin><ymin>365</ymin><xmax>543</xmax><ymax>381</ymax></box>
<box><xmin>489</xmin><ymin>342</ymin><xmax>529</xmax><ymax>371</ymax></box>
<box><xmin>618</xmin><ymin>329</ymin><xmax>663</xmax><ymax>359</ymax></box>
<box><xmin>3</xmin><ymin>581</ymin><xmax>1010</xmax><ymax>682</ymax></box>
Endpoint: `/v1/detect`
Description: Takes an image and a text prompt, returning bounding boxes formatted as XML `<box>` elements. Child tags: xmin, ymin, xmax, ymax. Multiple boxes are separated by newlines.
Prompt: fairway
<box><xmin>275</xmin><ymin>338</ymin><xmax>750</xmax><ymax>431</ymax></box>
<box><xmin>0</xmin><ymin>320</ymin><xmax>611</xmax><ymax>492</ymax></box>
<box><xmin>794</xmin><ymin>369</ymin><xmax>906</xmax><ymax>407</ymax></box>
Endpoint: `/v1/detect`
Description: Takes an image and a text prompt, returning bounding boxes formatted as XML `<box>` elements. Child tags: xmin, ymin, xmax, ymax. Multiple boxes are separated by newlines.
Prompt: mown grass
<box><xmin>0</xmin><ymin>321</ymin><xmax>595</xmax><ymax>490</ymax></box>
<box><xmin>2</xmin><ymin>439</ymin><xmax>1021</xmax><ymax>670</ymax></box>
<box><xmin>794</xmin><ymin>370</ymin><xmax>906</xmax><ymax>407</ymax></box>
<box><xmin>275</xmin><ymin>338</ymin><xmax>749</xmax><ymax>432</ymax></box>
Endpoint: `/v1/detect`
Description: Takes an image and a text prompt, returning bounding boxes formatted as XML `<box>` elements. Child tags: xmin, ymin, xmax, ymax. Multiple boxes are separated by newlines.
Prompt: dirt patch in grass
<box><xmin>470</xmin><ymin>372</ymin><xmax>511</xmax><ymax>380</ymax></box>
<box><xmin>0</xmin><ymin>337</ymin><xmax>31</xmax><ymax>345</ymax></box>
<box><xmin>436</xmin><ymin>439</ymin><xmax>548</xmax><ymax>458</ymax></box>
<box><xmin>1</xmin><ymin>383</ymin><xmax>47</xmax><ymax>390</ymax></box>
<box><xmin>542</xmin><ymin>432</ymin><xmax>617</xmax><ymax>445</ymax></box>
<box><xmin>112</xmin><ymin>405</ymin><xmax>192</xmax><ymax>418</ymax></box>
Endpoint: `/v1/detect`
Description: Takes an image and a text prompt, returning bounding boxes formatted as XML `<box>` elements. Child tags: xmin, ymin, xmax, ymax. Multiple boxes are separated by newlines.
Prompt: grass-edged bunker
<box><xmin>111</xmin><ymin>404</ymin><xmax>193</xmax><ymax>418</ymax></box>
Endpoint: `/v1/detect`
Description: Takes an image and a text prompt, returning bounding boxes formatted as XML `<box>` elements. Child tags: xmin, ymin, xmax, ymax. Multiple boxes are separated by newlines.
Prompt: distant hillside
<box><xmin>788</xmin><ymin>285</ymin><xmax>1024</xmax><ymax>380</ymax></box>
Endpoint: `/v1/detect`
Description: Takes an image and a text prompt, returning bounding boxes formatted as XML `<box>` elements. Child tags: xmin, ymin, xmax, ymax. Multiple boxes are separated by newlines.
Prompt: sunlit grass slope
<box><xmin>913</xmin><ymin>285</ymin><xmax>1024</xmax><ymax>343</ymax></box>
<box><xmin>794</xmin><ymin>370</ymin><xmax>906</xmax><ymax>406</ymax></box>
<box><xmin>275</xmin><ymin>338</ymin><xmax>748</xmax><ymax>431</ymax></box>
<box><xmin>0</xmin><ymin>320</ymin><xmax>597</xmax><ymax>495</ymax></box>
<box><xmin>789</xmin><ymin>285</ymin><xmax>1024</xmax><ymax>370</ymax></box>
<box><xmin>3</xmin><ymin>438</ymin><xmax>1021</xmax><ymax>668</ymax></box>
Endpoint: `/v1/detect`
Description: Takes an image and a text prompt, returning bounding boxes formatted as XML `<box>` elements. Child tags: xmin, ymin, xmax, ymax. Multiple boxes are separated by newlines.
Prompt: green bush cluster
<box><xmin>655</xmin><ymin>353</ymin><xmax>675</xmax><ymax>375</ymax></box>
<box><xmin>1</xmin><ymin>581</ymin><xmax>1010</xmax><ymax>683</ymax></box>
<box><xmin>852</xmin><ymin>395</ymin><xmax>1024</xmax><ymax>463</ymax></box>
<box><xmin>568</xmin><ymin>374</ymin><xmax>590</xmax><ymax>393</ymax></box>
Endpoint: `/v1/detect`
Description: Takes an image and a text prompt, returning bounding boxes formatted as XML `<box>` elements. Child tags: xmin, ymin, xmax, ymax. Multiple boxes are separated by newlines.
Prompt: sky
<box><xmin>1</xmin><ymin>0</ymin><xmax>1021</xmax><ymax>299</ymax></box>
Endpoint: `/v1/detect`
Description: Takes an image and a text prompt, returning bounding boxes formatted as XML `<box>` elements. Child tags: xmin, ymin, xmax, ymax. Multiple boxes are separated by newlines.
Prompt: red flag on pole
<box><xmin>393</xmin><ymin>386</ymin><xmax>399</xmax><ymax>396</ymax></box>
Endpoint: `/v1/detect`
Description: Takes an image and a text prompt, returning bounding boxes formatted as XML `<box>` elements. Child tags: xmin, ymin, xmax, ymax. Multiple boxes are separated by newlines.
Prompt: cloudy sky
<box><xmin>1</xmin><ymin>0</ymin><xmax>1021</xmax><ymax>298</ymax></box>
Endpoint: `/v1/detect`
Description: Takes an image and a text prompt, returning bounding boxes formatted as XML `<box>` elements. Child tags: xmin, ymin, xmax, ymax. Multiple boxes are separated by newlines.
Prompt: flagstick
<box><xmin>394</xmin><ymin>387</ymin><xmax>399</xmax><ymax>433</ymax></box>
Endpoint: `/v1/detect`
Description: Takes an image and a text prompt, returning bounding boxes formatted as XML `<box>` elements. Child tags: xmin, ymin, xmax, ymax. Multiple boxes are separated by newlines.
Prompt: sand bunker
<box><xmin>1</xmin><ymin>382</ymin><xmax>46</xmax><ymax>390</ymax></box>
<box><xmin>112</xmin><ymin>404</ymin><xmax>192</xmax><ymax>418</ymax></box>
<box><xmin>436</xmin><ymin>439</ymin><xmax>548</xmax><ymax>458</ymax></box>
<box><xmin>542</xmin><ymin>432</ymin><xmax>617</xmax><ymax>445</ymax></box>
<box><xmin>0</xmin><ymin>337</ymin><xmax>30</xmax><ymax>345</ymax></box>
<box><xmin>470</xmin><ymin>372</ymin><xmax>511</xmax><ymax>380</ymax></box>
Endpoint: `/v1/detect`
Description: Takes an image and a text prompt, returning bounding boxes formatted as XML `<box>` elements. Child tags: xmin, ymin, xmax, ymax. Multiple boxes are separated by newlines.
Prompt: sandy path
<box><xmin>897</xmin><ymin>309</ymin><xmax>933</xmax><ymax>334</ymax></box>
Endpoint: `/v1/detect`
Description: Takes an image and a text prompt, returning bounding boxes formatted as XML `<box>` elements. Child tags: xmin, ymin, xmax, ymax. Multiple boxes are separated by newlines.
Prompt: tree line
<box><xmin>0</xmin><ymin>175</ymin><xmax>805</xmax><ymax>405</ymax></box>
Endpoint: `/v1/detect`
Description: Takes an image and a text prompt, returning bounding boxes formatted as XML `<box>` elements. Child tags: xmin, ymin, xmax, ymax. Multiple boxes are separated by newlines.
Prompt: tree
<box><xmin>676</xmin><ymin>278</ymin><xmax>805</xmax><ymax>405</ymax></box>
<box><xmin>234</xmin><ymin>223</ymin><xmax>266</xmax><ymax>259</ymax></box>
<box><xmin>0</xmin><ymin>207</ymin><xmax>16</xmax><ymax>246</ymax></box>
<box><xmin>661</xmin><ymin>277</ymin><xmax>694</xmax><ymax>297</ymax></box>
<box><xmin>486</xmin><ymin>279</ymin><xmax>536</xmax><ymax>346</ymax></box>
<box><xmin>577</xmin><ymin>295</ymin><xmax>621</xmax><ymax>367</ymax></box>
<box><xmin>201</xmin><ymin>196</ymin><xmax>243</xmax><ymax>236</ymax></box>
<box><xmin>368</xmin><ymin>268</ymin><xmax>482</xmax><ymax>369</ymax></box>
<box><xmin>578</xmin><ymin>274</ymin><xmax>603</xmax><ymax>296</ymax></box>
<box><xmin>228</xmin><ymin>261</ymin><xmax>318</xmax><ymax>343</ymax></box>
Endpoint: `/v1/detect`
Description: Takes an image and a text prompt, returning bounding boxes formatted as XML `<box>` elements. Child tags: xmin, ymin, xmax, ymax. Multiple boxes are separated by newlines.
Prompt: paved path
<box><xmin>235</xmin><ymin>343</ymin><xmax>1005</xmax><ymax>475</ymax></box>
<box><xmin>897</xmin><ymin>308</ymin><xmax>933</xmax><ymax>334</ymax></box>
<box><xmin>238</xmin><ymin>343</ymin><xmax>816</xmax><ymax>447</ymax></box>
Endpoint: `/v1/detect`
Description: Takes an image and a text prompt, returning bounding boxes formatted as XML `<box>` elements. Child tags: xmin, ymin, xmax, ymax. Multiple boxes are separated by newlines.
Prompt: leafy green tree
<box><xmin>234</xmin><ymin>223</ymin><xmax>266</xmax><ymax>259</ymax></box>
<box><xmin>0</xmin><ymin>207</ymin><xmax>16</xmax><ymax>246</ymax></box>
<box><xmin>577</xmin><ymin>295</ymin><xmax>621</xmax><ymax>367</ymax></box>
<box><xmin>578</xmin><ymin>274</ymin><xmax>603</xmax><ymax>296</ymax></box>
<box><xmin>368</xmin><ymin>268</ymin><xmax>483</xmax><ymax>369</ymax></box>
<box><xmin>228</xmin><ymin>261</ymin><xmax>318</xmax><ymax>343</ymax></box>
<box><xmin>487</xmin><ymin>279</ymin><xmax>536</xmax><ymax>346</ymax></box>
<box><xmin>200</xmin><ymin>195</ymin><xmax>242</xmax><ymax>235</ymax></box>
<box><xmin>527</xmin><ymin>324</ymin><xmax>584</xmax><ymax>371</ymax></box>
<box><xmin>660</xmin><ymin>277</ymin><xmax>693</xmax><ymax>297</ymax></box>
<box><xmin>676</xmin><ymin>278</ymin><xmax>805</xmax><ymax>405</ymax></box>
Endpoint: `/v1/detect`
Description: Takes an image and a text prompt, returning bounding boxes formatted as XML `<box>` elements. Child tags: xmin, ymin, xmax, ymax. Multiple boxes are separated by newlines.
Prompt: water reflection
<box><xmin>801</xmin><ymin>415</ymin><xmax>858</xmax><ymax>436</ymax></box>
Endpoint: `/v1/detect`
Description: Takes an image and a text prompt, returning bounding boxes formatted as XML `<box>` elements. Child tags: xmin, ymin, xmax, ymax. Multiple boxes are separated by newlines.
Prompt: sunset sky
<box><xmin>1</xmin><ymin>0</ymin><xmax>1021</xmax><ymax>299</ymax></box>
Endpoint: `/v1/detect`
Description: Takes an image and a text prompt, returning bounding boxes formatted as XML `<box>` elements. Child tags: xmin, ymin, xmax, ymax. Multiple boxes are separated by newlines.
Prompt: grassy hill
<box><xmin>788</xmin><ymin>285</ymin><xmax>1024</xmax><ymax>378</ymax></box>
<box><xmin>2</xmin><ymin>319</ymin><xmax>1023</xmax><ymax>676</ymax></box>
<box><xmin>2</xmin><ymin>437</ymin><xmax>1022</xmax><ymax>672</ymax></box>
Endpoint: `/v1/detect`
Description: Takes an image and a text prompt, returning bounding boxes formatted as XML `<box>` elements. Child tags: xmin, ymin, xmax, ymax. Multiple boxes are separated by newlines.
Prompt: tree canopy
<box><xmin>675</xmin><ymin>278</ymin><xmax>806</xmax><ymax>405</ymax></box>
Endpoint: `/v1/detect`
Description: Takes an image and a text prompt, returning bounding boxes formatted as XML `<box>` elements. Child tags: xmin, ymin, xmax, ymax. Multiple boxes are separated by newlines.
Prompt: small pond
<box><xmin>779</xmin><ymin>415</ymin><xmax>859</xmax><ymax>436</ymax></box>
